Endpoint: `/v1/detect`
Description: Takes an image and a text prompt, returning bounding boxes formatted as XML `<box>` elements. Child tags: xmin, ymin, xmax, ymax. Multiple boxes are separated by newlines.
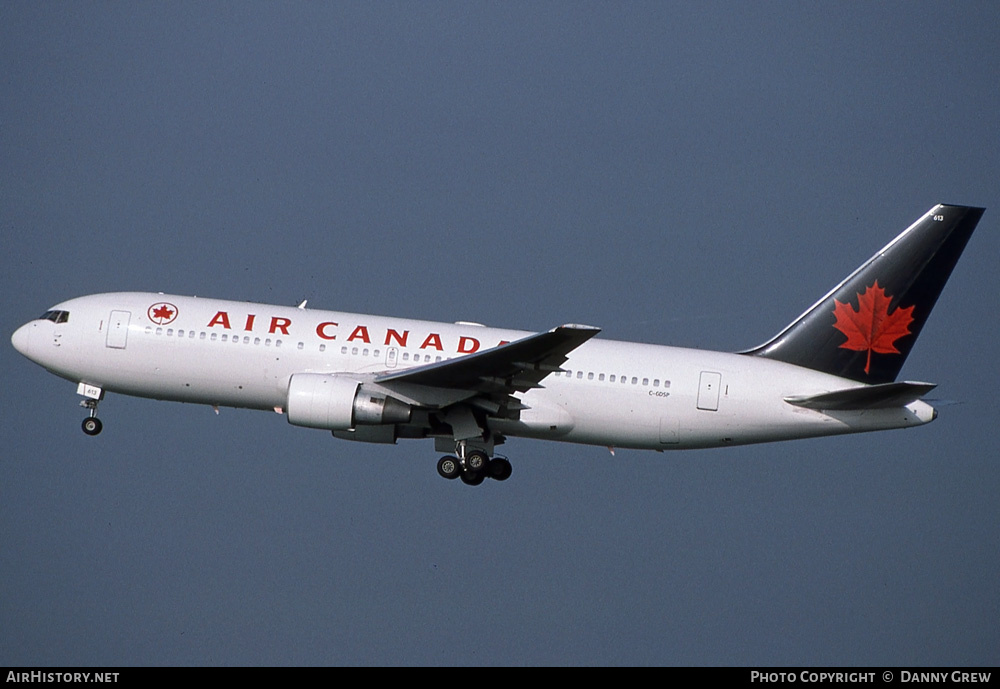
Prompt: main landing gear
<box><xmin>436</xmin><ymin>447</ymin><xmax>512</xmax><ymax>486</ymax></box>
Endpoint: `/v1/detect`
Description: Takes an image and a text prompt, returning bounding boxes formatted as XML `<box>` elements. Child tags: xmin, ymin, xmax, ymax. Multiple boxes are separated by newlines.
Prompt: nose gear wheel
<box><xmin>80</xmin><ymin>398</ymin><xmax>103</xmax><ymax>436</ymax></box>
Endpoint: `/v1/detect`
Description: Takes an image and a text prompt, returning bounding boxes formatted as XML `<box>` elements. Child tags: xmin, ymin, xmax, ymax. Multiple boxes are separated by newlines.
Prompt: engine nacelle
<box><xmin>286</xmin><ymin>373</ymin><xmax>411</xmax><ymax>431</ymax></box>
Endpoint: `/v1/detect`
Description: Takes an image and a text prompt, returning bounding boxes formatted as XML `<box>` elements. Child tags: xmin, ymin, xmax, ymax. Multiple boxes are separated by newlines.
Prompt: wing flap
<box><xmin>784</xmin><ymin>381</ymin><xmax>937</xmax><ymax>410</ymax></box>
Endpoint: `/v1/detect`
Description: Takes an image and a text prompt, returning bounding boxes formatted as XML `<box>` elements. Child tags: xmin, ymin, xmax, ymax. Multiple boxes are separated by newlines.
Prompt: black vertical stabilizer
<box><xmin>743</xmin><ymin>204</ymin><xmax>985</xmax><ymax>384</ymax></box>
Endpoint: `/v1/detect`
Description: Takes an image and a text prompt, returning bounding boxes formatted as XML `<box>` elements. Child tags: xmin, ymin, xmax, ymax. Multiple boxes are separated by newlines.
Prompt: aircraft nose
<box><xmin>11</xmin><ymin>322</ymin><xmax>32</xmax><ymax>357</ymax></box>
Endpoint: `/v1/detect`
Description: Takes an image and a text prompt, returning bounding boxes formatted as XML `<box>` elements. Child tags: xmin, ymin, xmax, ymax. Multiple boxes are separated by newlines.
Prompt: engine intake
<box><xmin>286</xmin><ymin>373</ymin><xmax>411</xmax><ymax>431</ymax></box>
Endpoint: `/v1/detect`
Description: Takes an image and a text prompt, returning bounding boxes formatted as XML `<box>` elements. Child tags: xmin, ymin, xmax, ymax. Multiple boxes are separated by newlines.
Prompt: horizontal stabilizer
<box><xmin>784</xmin><ymin>381</ymin><xmax>936</xmax><ymax>410</ymax></box>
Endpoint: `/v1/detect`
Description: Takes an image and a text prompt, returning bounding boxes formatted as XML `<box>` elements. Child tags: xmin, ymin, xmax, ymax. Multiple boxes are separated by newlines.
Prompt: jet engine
<box><xmin>286</xmin><ymin>373</ymin><xmax>411</xmax><ymax>431</ymax></box>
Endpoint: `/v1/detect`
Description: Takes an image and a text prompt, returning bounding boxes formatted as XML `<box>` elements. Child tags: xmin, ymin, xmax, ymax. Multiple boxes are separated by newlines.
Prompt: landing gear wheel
<box><xmin>82</xmin><ymin>417</ymin><xmax>103</xmax><ymax>436</ymax></box>
<box><xmin>465</xmin><ymin>449</ymin><xmax>489</xmax><ymax>473</ymax></box>
<box><xmin>460</xmin><ymin>470</ymin><xmax>485</xmax><ymax>486</ymax></box>
<box><xmin>488</xmin><ymin>457</ymin><xmax>512</xmax><ymax>481</ymax></box>
<box><xmin>437</xmin><ymin>456</ymin><xmax>461</xmax><ymax>480</ymax></box>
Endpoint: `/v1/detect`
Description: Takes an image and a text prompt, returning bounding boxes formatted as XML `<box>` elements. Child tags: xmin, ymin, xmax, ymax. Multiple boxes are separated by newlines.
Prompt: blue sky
<box><xmin>2</xmin><ymin>2</ymin><xmax>997</xmax><ymax>665</ymax></box>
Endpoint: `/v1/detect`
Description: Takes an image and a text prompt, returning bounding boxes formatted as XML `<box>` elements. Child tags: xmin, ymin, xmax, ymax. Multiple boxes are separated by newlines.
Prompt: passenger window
<box><xmin>642</xmin><ymin>378</ymin><xmax>649</xmax><ymax>386</ymax></box>
<box><xmin>609</xmin><ymin>374</ymin><xmax>616</xmax><ymax>382</ymax></box>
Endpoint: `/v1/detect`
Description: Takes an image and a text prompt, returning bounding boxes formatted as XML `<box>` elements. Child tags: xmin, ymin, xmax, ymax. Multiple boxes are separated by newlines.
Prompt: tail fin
<box><xmin>744</xmin><ymin>204</ymin><xmax>985</xmax><ymax>384</ymax></box>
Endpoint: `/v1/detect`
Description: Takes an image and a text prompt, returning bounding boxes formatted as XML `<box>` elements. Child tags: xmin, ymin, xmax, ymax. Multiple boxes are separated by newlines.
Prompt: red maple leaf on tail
<box><xmin>832</xmin><ymin>281</ymin><xmax>915</xmax><ymax>374</ymax></box>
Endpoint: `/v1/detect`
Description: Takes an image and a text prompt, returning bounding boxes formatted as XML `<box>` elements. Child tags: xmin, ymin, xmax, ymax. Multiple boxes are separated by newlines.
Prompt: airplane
<box><xmin>11</xmin><ymin>204</ymin><xmax>985</xmax><ymax>486</ymax></box>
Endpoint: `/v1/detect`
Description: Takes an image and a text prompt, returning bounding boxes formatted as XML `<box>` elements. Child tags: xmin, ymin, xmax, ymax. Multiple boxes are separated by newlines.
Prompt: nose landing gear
<box><xmin>78</xmin><ymin>384</ymin><xmax>104</xmax><ymax>436</ymax></box>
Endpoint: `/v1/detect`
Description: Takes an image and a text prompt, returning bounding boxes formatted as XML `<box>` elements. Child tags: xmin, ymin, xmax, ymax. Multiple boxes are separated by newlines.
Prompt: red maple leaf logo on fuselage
<box><xmin>147</xmin><ymin>302</ymin><xmax>178</xmax><ymax>325</ymax></box>
<box><xmin>832</xmin><ymin>281</ymin><xmax>914</xmax><ymax>375</ymax></box>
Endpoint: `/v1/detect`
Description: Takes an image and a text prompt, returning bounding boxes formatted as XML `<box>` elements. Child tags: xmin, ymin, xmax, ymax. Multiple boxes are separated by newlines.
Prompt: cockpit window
<box><xmin>40</xmin><ymin>310</ymin><xmax>70</xmax><ymax>324</ymax></box>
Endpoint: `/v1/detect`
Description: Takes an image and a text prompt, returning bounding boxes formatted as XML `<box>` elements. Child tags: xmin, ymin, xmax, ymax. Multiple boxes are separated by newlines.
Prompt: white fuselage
<box><xmin>11</xmin><ymin>292</ymin><xmax>936</xmax><ymax>450</ymax></box>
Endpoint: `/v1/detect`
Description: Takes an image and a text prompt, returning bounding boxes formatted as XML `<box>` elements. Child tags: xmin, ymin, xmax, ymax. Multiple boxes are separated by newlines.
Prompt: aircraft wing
<box><xmin>373</xmin><ymin>324</ymin><xmax>600</xmax><ymax>406</ymax></box>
